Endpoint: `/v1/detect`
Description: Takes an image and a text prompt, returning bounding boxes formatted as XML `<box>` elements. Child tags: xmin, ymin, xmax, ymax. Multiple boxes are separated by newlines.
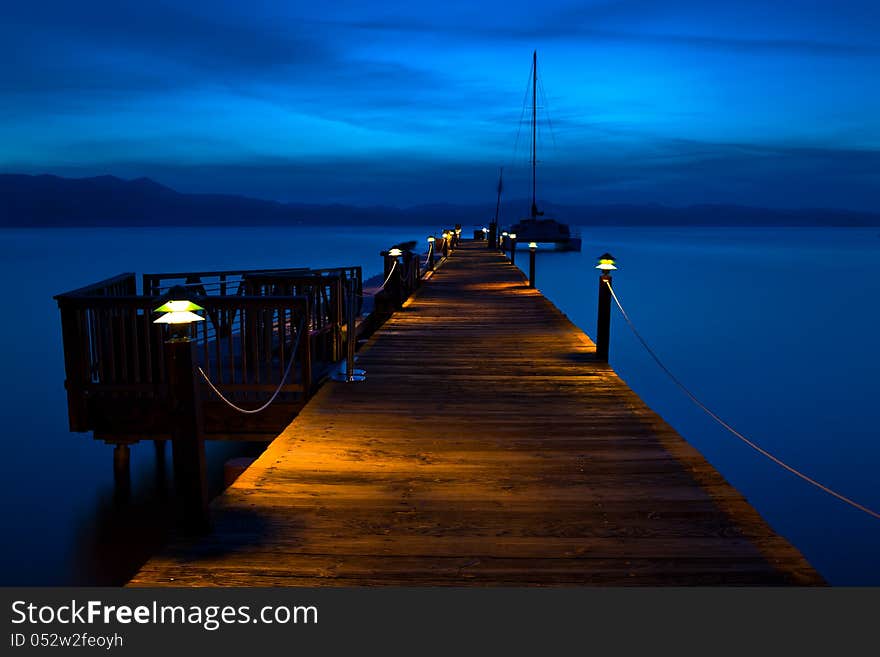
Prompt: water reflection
<box><xmin>1</xmin><ymin>226</ymin><xmax>877</xmax><ymax>585</ymax></box>
<box><xmin>68</xmin><ymin>439</ymin><xmax>265</xmax><ymax>585</ymax></box>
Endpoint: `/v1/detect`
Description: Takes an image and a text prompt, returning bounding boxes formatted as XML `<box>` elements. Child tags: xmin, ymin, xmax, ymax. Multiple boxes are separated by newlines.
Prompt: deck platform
<box><xmin>130</xmin><ymin>242</ymin><xmax>823</xmax><ymax>586</ymax></box>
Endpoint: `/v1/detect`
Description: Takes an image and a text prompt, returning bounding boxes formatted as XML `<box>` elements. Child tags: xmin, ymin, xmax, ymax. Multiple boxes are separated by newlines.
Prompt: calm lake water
<box><xmin>0</xmin><ymin>226</ymin><xmax>877</xmax><ymax>585</ymax></box>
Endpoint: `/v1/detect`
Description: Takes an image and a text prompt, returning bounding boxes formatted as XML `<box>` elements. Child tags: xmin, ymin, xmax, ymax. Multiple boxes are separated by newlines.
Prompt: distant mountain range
<box><xmin>2</xmin><ymin>173</ymin><xmax>879</xmax><ymax>227</ymax></box>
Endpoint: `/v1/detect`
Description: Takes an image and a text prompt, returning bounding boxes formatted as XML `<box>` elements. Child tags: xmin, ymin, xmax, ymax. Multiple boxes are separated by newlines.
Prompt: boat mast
<box><xmin>494</xmin><ymin>167</ymin><xmax>503</xmax><ymax>226</ymax></box>
<box><xmin>531</xmin><ymin>50</ymin><xmax>538</xmax><ymax>220</ymax></box>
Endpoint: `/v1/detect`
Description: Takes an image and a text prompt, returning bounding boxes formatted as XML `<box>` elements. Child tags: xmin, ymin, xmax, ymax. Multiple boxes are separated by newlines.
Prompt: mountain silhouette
<box><xmin>2</xmin><ymin>173</ymin><xmax>879</xmax><ymax>227</ymax></box>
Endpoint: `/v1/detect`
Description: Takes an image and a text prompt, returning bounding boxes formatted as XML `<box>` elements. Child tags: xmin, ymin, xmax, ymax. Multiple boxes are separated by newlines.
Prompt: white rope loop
<box><xmin>197</xmin><ymin>316</ymin><xmax>306</xmax><ymax>415</ymax></box>
<box><xmin>605</xmin><ymin>279</ymin><xmax>880</xmax><ymax>521</ymax></box>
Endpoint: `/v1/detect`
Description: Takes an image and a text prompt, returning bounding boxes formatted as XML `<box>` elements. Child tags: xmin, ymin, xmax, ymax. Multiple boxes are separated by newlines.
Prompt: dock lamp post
<box><xmin>427</xmin><ymin>235</ymin><xmax>436</xmax><ymax>271</ymax></box>
<box><xmin>488</xmin><ymin>222</ymin><xmax>498</xmax><ymax>249</ymax></box>
<box><xmin>595</xmin><ymin>253</ymin><xmax>618</xmax><ymax>363</ymax></box>
<box><xmin>501</xmin><ymin>231</ymin><xmax>508</xmax><ymax>251</ymax></box>
<box><xmin>384</xmin><ymin>247</ymin><xmax>404</xmax><ymax>309</ymax></box>
<box><xmin>528</xmin><ymin>242</ymin><xmax>538</xmax><ymax>288</ymax></box>
<box><xmin>482</xmin><ymin>227</ymin><xmax>489</xmax><ymax>243</ymax></box>
<box><xmin>153</xmin><ymin>286</ymin><xmax>209</xmax><ymax>531</ymax></box>
<box><xmin>442</xmin><ymin>231</ymin><xmax>450</xmax><ymax>257</ymax></box>
<box><xmin>509</xmin><ymin>232</ymin><xmax>518</xmax><ymax>266</ymax></box>
<box><xmin>454</xmin><ymin>226</ymin><xmax>462</xmax><ymax>247</ymax></box>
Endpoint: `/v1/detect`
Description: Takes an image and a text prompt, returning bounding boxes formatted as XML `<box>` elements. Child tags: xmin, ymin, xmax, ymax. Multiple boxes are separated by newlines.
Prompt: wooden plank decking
<box><xmin>130</xmin><ymin>242</ymin><xmax>823</xmax><ymax>586</ymax></box>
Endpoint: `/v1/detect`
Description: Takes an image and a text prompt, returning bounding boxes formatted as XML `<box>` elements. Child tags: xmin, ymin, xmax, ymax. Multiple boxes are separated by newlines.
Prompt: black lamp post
<box><xmin>153</xmin><ymin>285</ymin><xmax>209</xmax><ymax>531</ymax></box>
<box><xmin>528</xmin><ymin>242</ymin><xmax>537</xmax><ymax>288</ymax></box>
<box><xmin>595</xmin><ymin>253</ymin><xmax>617</xmax><ymax>363</ymax></box>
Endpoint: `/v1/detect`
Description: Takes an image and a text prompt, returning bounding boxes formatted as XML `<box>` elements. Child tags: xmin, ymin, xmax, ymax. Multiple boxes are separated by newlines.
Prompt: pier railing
<box><xmin>55</xmin><ymin>265</ymin><xmax>364</xmax><ymax>443</ymax></box>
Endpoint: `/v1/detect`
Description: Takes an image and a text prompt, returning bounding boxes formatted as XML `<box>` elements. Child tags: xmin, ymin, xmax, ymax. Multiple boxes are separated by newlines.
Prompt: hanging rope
<box><xmin>605</xmin><ymin>279</ymin><xmax>880</xmax><ymax>521</ymax></box>
<box><xmin>197</xmin><ymin>316</ymin><xmax>306</xmax><ymax>415</ymax></box>
<box><xmin>350</xmin><ymin>259</ymin><xmax>403</xmax><ymax>302</ymax></box>
<box><xmin>378</xmin><ymin>260</ymin><xmax>398</xmax><ymax>291</ymax></box>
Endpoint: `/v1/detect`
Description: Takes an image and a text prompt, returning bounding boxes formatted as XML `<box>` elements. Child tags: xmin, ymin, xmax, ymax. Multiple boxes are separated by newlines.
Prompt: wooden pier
<box><xmin>129</xmin><ymin>242</ymin><xmax>822</xmax><ymax>586</ymax></box>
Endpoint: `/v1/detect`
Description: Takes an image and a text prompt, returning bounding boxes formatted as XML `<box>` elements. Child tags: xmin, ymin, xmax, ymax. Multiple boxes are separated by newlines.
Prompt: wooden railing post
<box><xmin>58</xmin><ymin>303</ymin><xmax>90</xmax><ymax>431</ymax></box>
<box><xmin>332</xmin><ymin>276</ymin><xmax>344</xmax><ymax>361</ymax></box>
<box><xmin>413</xmin><ymin>253</ymin><xmax>421</xmax><ymax>289</ymax></box>
<box><xmin>300</xmin><ymin>299</ymin><xmax>313</xmax><ymax>398</ymax></box>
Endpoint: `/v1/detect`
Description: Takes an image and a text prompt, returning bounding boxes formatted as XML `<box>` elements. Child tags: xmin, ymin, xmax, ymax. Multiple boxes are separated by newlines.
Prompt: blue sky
<box><xmin>2</xmin><ymin>1</ymin><xmax>880</xmax><ymax>209</ymax></box>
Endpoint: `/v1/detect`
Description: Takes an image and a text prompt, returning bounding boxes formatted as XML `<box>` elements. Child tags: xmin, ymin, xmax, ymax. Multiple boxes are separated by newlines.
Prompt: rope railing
<box><xmin>353</xmin><ymin>259</ymin><xmax>401</xmax><ymax>302</ymax></box>
<box><xmin>378</xmin><ymin>260</ymin><xmax>398</xmax><ymax>291</ymax></box>
<box><xmin>196</xmin><ymin>316</ymin><xmax>306</xmax><ymax>415</ymax></box>
<box><xmin>605</xmin><ymin>279</ymin><xmax>880</xmax><ymax>521</ymax></box>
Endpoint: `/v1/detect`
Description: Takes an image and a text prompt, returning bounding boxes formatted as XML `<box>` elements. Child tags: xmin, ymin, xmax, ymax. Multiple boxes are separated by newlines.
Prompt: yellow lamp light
<box><xmin>154</xmin><ymin>299</ymin><xmax>203</xmax><ymax>313</ymax></box>
<box><xmin>153</xmin><ymin>310</ymin><xmax>204</xmax><ymax>324</ymax></box>
<box><xmin>482</xmin><ymin>227</ymin><xmax>488</xmax><ymax>233</ymax></box>
<box><xmin>387</xmin><ymin>247</ymin><xmax>403</xmax><ymax>257</ymax></box>
<box><xmin>427</xmin><ymin>235</ymin><xmax>435</xmax><ymax>243</ymax></box>
<box><xmin>509</xmin><ymin>232</ymin><xmax>517</xmax><ymax>240</ymax></box>
<box><xmin>153</xmin><ymin>285</ymin><xmax>204</xmax><ymax>340</ymax></box>
<box><xmin>501</xmin><ymin>231</ymin><xmax>508</xmax><ymax>237</ymax></box>
<box><xmin>595</xmin><ymin>253</ymin><xmax>618</xmax><ymax>271</ymax></box>
<box><xmin>153</xmin><ymin>285</ymin><xmax>204</xmax><ymax>325</ymax></box>
<box><xmin>529</xmin><ymin>242</ymin><xmax>538</xmax><ymax>250</ymax></box>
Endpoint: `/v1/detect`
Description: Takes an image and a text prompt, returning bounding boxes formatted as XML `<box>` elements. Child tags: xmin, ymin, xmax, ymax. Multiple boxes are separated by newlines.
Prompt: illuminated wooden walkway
<box><xmin>130</xmin><ymin>242</ymin><xmax>822</xmax><ymax>586</ymax></box>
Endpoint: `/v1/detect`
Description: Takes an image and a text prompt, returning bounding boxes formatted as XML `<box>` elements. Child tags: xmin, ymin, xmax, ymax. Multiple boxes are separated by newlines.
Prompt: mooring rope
<box><xmin>197</xmin><ymin>317</ymin><xmax>306</xmax><ymax>415</ymax></box>
<box><xmin>605</xmin><ymin>279</ymin><xmax>880</xmax><ymax>521</ymax></box>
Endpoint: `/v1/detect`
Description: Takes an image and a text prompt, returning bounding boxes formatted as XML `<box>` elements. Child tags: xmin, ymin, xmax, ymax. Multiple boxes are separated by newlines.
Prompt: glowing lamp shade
<box><xmin>153</xmin><ymin>310</ymin><xmax>204</xmax><ymax>324</ymax></box>
<box><xmin>509</xmin><ymin>233</ymin><xmax>517</xmax><ymax>240</ymax></box>
<box><xmin>154</xmin><ymin>299</ymin><xmax>203</xmax><ymax>313</ymax></box>
<box><xmin>482</xmin><ymin>227</ymin><xmax>489</xmax><ymax>233</ymax></box>
<box><xmin>153</xmin><ymin>285</ymin><xmax>205</xmax><ymax>330</ymax></box>
<box><xmin>153</xmin><ymin>287</ymin><xmax>204</xmax><ymax>325</ymax></box>
<box><xmin>427</xmin><ymin>235</ymin><xmax>435</xmax><ymax>243</ymax></box>
<box><xmin>595</xmin><ymin>253</ymin><xmax>618</xmax><ymax>271</ymax></box>
<box><xmin>387</xmin><ymin>247</ymin><xmax>403</xmax><ymax>257</ymax></box>
<box><xmin>502</xmin><ymin>231</ymin><xmax>509</xmax><ymax>237</ymax></box>
<box><xmin>529</xmin><ymin>242</ymin><xmax>538</xmax><ymax>250</ymax></box>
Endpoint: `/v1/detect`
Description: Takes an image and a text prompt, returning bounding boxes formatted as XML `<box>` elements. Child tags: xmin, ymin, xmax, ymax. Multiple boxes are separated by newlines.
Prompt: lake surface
<box><xmin>0</xmin><ymin>226</ymin><xmax>877</xmax><ymax>585</ymax></box>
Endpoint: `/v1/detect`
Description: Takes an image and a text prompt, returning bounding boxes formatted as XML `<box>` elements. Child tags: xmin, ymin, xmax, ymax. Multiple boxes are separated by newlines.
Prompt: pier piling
<box><xmin>112</xmin><ymin>444</ymin><xmax>131</xmax><ymax>500</ymax></box>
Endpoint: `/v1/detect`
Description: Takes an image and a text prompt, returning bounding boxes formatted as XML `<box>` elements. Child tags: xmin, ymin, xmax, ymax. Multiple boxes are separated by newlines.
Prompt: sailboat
<box><xmin>506</xmin><ymin>51</ymin><xmax>581</xmax><ymax>252</ymax></box>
